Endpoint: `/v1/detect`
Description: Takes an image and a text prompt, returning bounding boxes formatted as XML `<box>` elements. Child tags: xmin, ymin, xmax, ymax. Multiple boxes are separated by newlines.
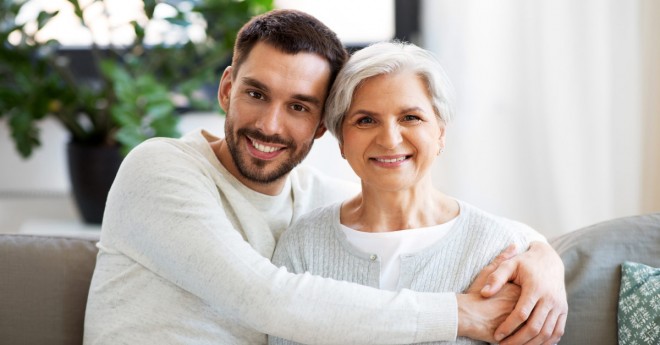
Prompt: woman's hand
<box><xmin>457</xmin><ymin>283</ymin><xmax>521</xmax><ymax>343</ymax></box>
<box><xmin>480</xmin><ymin>241</ymin><xmax>567</xmax><ymax>345</ymax></box>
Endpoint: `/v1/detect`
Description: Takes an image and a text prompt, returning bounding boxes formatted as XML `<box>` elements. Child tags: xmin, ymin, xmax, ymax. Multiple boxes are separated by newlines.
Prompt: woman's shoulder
<box><xmin>279</xmin><ymin>203</ymin><xmax>341</xmax><ymax>244</ymax></box>
<box><xmin>289</xmin><ymin>203</ymin><xmax>340</xmax><ymax>233</ymax></box>
<box><xmin>457</xmin><ymin>200</ymin><xmax>544</xmax><ymax>243</ymax></box>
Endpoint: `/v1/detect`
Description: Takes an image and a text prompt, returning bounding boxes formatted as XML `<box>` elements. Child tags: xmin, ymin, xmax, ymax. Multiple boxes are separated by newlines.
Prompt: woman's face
<box><xmin>341</xmin><ymin>71</ymin><xmax>445</xmax><ymax>192</ymax></box>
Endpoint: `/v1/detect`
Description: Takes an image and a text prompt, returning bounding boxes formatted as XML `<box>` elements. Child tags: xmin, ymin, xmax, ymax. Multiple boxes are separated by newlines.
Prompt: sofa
<box><xmin>0</xmin><ymin>213</ymin><xmax>658</xmax><ymax>345</ymax></box>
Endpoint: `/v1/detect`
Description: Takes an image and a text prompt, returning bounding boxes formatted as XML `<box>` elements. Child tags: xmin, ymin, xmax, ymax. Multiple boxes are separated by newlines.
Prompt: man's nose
<box><xmin>376</xmin><ymin>121</ymin><xmax>403</xmax><ymax>149</ymax></box>
<box><xmin>255</xmin><ymin>104</ymin><xmax>283</xmax><ymax>135</ymax></box>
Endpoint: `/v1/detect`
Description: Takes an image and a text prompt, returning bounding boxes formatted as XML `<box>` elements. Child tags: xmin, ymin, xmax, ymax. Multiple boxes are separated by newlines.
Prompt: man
<box><xmin>84</xmin><ymin>9</ymin><xmax>566</xmax><ymax>344</ymax></box>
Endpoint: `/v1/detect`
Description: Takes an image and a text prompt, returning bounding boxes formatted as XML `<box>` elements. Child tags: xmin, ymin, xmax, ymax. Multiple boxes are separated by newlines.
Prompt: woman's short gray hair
<box><xmin>324</xmin><ymin>41</ymin><xmax>455</xmax><ymax>143</ymax></box>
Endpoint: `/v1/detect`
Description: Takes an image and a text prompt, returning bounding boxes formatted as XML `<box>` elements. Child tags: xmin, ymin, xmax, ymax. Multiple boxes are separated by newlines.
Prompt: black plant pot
<box><xmin>67</xmin><ymin>142</ymin><xmax>123</xmax><ymax>224</ymax></box>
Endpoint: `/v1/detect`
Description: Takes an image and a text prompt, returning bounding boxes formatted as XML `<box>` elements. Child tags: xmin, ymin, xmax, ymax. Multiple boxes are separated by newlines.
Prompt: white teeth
<box><xmin>376</xmin><ymin>156</ymin><xmax>407</xmax><ymax>163</ymax></box>
<box><xmin>250</xmin><ymin>138</ymin><xmax>279</xmax><ymax>153</ymax></box>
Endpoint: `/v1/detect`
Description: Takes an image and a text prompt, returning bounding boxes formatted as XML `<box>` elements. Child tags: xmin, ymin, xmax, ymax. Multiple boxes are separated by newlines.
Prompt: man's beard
<box><xmin>224</xmin><ymin>121</ymin><xmax>314</xmax><ymax>184</ymax></box>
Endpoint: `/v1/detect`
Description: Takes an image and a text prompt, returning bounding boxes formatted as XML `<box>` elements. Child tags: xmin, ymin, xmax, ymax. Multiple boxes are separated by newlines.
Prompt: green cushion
<box><xmin>618</xmin><ymin>261</ymin><xmax>660</xmax><ymax>345</ymax></box>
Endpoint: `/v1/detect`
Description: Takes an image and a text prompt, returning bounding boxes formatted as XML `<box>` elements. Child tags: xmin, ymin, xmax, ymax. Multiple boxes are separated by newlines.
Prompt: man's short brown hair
<box><xmin>232</xmin><ymin>9</ymin><xmax>348</xmax><ymax>88</ymax></box>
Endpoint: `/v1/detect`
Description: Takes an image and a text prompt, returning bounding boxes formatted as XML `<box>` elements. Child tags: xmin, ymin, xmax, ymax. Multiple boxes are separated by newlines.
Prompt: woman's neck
<box><xmin>341</xmin><ymin>181</ymin><xmax>459</xmax><ymax>233</ymax></box>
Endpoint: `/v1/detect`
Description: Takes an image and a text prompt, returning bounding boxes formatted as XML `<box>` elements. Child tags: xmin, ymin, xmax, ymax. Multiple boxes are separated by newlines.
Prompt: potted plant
<box><xmin>0</xmin><ymin>0</ymin><xmax>273</xmax><ymax>223</ymax></box>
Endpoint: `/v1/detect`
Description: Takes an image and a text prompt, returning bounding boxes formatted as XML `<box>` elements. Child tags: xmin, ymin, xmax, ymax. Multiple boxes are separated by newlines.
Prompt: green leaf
<box><xmin>143</xmin><ymin>0</ymin><xmax>157</xmax><ymax>19</ymax></box>
<box><xmin>131</xmin><ymin>20</ymin><xmax>145</xmax><ymax>41</ymax></box>
<box><xmin>115</xmin><ymin>126</ymin><xmax>145</xmax><ymax>155</ymax></box>
<box><xmin>9</xmin><ymin>110</ymin><xmax>40</xmax><ymax>158</ymax></box>
<box><xmin>164</xmin><ymin>17</ymin><xmax>190</xmax><ymax>27</ymax></box>
<box><xmin>67</xmin><ymin>0</ymin><xmax>84</xmax><ymax>21</ymax></box>
<box><xmin>145</xmin><ymin>103</ymin><xmax>174</xmax><ymax>120</ymax></box>
<box><xmin>36</xmin><ymin>10</ymin><xmax>59</xmax><ymax>30</ymax></box>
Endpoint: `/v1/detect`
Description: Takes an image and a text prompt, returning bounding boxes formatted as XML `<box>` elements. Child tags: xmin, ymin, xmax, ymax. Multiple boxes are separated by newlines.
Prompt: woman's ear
<box><xmin>438</xmin><ymin>121</ymin><xmax>447</xmax><ymax>154</ymax></box>
<box><xmin>218</xmin><ymin>66</ymin><xmax>233</xmax><ymax>112</ymax></box>
<box><xmin>339</xmin><ymin>143</ymin><xmax>345</xmax><ymax>159</ymax></box>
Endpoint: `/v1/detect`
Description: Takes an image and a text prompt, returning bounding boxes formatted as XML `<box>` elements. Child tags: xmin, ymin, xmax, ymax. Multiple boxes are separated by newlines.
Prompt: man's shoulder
<box><xmin>123</xmin><ymin>132</ymin><xmax>213</xmax><ymax>172</ymax></box>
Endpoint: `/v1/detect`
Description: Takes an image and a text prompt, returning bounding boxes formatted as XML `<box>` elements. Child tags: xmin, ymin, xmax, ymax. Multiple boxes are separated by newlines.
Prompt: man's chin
<box><xmin>236</xmin><ymin>157</ymin><xmax>294</xmax><ymax>184</ymax></box>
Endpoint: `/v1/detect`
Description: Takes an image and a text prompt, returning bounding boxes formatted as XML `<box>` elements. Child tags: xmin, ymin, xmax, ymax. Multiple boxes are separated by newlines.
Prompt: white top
<box><xmin>341</xmin><ymin>219</ymin><xmax>457</xmax><ymax>290</ymax></box>
<box><xmin>83</xmin><ymin>130</ymin><xmax>461</xmax><ymax>345</ymax></box>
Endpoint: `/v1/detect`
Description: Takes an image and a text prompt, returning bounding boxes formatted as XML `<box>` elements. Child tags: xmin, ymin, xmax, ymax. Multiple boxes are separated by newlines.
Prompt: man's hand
<box><xmin>456</xmin><ymin>244</ymin><xmax>519</xmax><ymax>342</ymax></box>
<box><xmin>480</xmin><ymin>241</ymin><xmax>568</xmax><ymax>345</ymax></box>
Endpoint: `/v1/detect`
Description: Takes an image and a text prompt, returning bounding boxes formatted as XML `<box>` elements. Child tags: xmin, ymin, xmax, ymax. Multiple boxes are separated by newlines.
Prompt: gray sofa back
<box><xmin>550</xmin><ymin>213</ymin><xmax>660</xmax><ymax>345</ymax></box>
<box><xmin>0</xmin><ymin>234</ymin><xmax>99</xmax><ymax>345</ymax></box>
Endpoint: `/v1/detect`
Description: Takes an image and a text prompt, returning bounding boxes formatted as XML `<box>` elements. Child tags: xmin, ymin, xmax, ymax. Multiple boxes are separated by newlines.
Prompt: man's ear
<box><xmin>218</xmin><ymin>66</ymin><xmax>233</xmax><ymax>112</ymax></box>
<box><xmin>314</xmin><ymin>123</ymin><xmax>327</xmax><ymax>139</ymax></box>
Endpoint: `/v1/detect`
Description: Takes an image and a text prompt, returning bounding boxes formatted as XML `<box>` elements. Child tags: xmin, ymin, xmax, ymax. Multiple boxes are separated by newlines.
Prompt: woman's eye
<box><xmin>291</xmin><ymin>104</ymin><xmax>307</xmax><ymax>112</ymax></box>
<box><xmin>356</xmin><ymin>117</ymin><xmax>375</xmax><ymax>125</ymax></box>
<box><xmin>403</xmin><ymin>114</ymin><xmax>421</xmax><ymax>122</ymax></box>
<box><xmin>247</xmin><ymin>91</ymin><xmax>264</xmax><ymax>100</ymax></box>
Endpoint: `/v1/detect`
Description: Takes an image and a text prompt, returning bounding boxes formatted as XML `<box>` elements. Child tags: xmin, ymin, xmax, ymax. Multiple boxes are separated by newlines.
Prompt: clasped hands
<box><xmin>457</xmin><ymin>242</ymin><xmax>567</xmax><ymax>345</ymax></box>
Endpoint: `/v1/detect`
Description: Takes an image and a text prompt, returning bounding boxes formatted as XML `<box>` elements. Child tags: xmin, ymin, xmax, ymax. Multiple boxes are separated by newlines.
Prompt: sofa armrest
<box><xmin>550</xmin><ymin>214</ymin><xmax>660</xmax><ymax>345</ymax></box>
<box><xmin>0</xmin><ymin>234</ymin><xmax>99</xmax><ymax>345</ymax></box>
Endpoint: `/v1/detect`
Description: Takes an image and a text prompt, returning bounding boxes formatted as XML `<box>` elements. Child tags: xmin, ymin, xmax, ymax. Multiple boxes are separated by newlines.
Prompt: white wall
<box><xmin>420</xmin><ymin>0</ymin><xmax>660</xmax><ymax>238</ymax></box>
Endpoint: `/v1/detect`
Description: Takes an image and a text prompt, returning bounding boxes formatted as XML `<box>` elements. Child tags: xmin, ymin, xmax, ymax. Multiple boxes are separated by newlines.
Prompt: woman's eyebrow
<box><xmin>399</xmin><ymin>106</ymin><xmax>424</xmax><ymax>114</ymax></box>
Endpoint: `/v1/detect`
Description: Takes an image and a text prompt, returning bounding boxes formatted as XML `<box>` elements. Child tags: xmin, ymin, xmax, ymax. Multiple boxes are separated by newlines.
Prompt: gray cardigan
<box><xmin>270</xmin><ymin>201</ymin><xmax>543</xmax><ymax>345</ymax></box>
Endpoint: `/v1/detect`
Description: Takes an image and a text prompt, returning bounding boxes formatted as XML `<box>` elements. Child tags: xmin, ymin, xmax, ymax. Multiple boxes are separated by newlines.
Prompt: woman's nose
<box><xmin>376</xmin><ymin>122</ymin><xmax>403</xmax><ymax>149</ymax></box>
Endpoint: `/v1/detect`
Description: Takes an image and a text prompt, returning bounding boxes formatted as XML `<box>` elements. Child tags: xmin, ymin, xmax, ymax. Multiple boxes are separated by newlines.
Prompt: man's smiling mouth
<box><xmin>250</xmin><ymin>137</ymin><xmax>281</xmax><ymax>153</ymax></box>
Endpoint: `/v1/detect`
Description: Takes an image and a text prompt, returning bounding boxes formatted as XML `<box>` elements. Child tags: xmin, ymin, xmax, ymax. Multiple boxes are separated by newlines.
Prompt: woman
<box><xmin>269</xmin><ymin>41</ymin><xmax>545</xmax><ymax>345</ymax></box>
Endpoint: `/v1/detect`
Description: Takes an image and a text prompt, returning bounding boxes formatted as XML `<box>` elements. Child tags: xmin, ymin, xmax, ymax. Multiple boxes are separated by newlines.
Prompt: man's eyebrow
<box><xmin>292</xmin><ymin>94</ymin><xmax>322</xmax><ymax>107</ymax></box>
<box><xmin>243</xmin><ymin>77</ymin><xmax>322</xmax><ymax>107</ymax></box>
<box><xmin>242</xmin><ymin>77</ymin><xmax>269</xmax><ymax>92</ymax></box>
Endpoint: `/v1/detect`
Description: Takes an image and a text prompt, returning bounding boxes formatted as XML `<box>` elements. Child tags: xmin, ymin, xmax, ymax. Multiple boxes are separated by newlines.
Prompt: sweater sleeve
<box><xmin>268</xmin><ymin>237</ymin><xmax>303</xmax><ymax>345</ymax></box>
<box><xmin>100</xmin><ymin>140</ymin><xmax>458</xmax><ymax>344</ymax></box>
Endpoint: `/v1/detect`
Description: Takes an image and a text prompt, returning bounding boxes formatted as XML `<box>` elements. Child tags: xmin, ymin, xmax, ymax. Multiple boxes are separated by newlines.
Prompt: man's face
<box><xmin>217</xmin><ymin>42</ymin><xmax>330</xmax><ymax>193</ymax></box>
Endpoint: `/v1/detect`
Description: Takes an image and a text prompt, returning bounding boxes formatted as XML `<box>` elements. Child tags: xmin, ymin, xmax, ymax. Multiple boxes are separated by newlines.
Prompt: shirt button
<box><xmin>370</xmin><ymin>254</ymin><xmax>377</xmax><ymax>261</ymax></box>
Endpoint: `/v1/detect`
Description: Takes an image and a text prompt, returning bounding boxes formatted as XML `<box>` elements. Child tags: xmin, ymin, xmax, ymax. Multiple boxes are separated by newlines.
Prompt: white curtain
<box><xmin>421</xmin><ymin>0</ymin><xmax>660</xmax><ymax>238</ymax></box>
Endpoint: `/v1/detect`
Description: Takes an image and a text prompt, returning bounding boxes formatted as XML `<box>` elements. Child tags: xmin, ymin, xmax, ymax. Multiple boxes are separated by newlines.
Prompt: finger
<box><xmin>494</xmin><ymin>285</ymin><xmax>541</xmax><ymax>342</ymax></box>
<box><xmin>499</xmin><ymin>298</ymin><xmax>551</xmax><ymax>345</ymax></box>
<box><xmin>527</xmin><ymin>307</ymin><xmax>560</xmax><ymax>345</ymax></box>
<box><xmin>468</xmin><ymin>243</ymin><xmax>517</xmax><ymax>294</ymax></box>
<box><xmin>496</xmin><ymin>243</ymin><xmax>518</xmax><ymax>263</ymax></box>
<box><xmin>540</xmin><ymin>312</ymin><xmax>566</xmax><ymax>345</ymax></box>
<box><xmin>478</xmin><ymin>244</ymin><xmax>517</xmax><ymax>296</ymax></box>
<box><xmin>481</xmin><ymin>258</ymin><xmax>518</xmax><ymax>297</ymax></box>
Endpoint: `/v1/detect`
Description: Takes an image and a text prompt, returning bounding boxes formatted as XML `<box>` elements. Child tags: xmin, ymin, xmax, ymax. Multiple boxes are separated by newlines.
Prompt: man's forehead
<box><xmin>237</xmin><ymin>42</ymin><xmax>331</xmax><ymax>77</ymax></box>
<box><xmin>235</xmin><ymin>43</ymin><xmax>331</xmax><ymax>100</ymax></box>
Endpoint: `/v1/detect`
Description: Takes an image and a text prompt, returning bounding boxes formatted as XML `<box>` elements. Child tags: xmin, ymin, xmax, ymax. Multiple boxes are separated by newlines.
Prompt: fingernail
<box><xmin>495</xmin><ymin>333</ymin><xmax>505</xmax><ymax>341</ymax></box>
<box><xmin>482</xmin><ymin>284</ymin><xmax>491</xmax><ymax>292</ymax></box>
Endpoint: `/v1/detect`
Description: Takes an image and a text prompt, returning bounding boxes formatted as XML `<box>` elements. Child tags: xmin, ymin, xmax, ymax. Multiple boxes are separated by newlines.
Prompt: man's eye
<box><xmin>247</xmin><ymin>91</ymin><xmax>264</xmax><ymax>100</ymax></box>
<box><xmin>291</xmin><ymin>104</ymin><xmax>307</xmax><ymax>112</ymax></box>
